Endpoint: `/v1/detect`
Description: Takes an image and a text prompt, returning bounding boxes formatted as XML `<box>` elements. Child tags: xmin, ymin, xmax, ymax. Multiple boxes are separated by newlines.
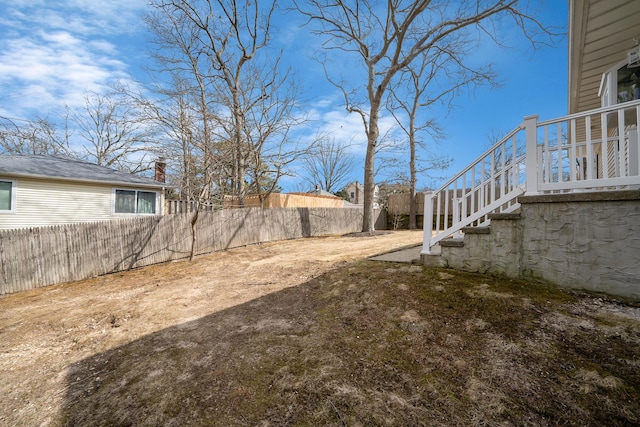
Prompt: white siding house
<box><xmin>0</xmin><ymin>155</ymin><xmax>168</xmax><ymax>229</ymax></box>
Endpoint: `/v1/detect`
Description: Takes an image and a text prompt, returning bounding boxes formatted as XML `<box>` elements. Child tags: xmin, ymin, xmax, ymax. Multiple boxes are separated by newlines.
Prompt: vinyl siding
<box><xmin>0</xmin><ymin>177</ymin><xmax>163</xmax><ymax>229</ymax></box>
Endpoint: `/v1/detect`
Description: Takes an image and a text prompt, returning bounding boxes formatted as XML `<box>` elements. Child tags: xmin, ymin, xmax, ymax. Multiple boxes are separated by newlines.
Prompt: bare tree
<box><xmin>70</xmin><ymin>91</ymin><xmax>157</xmax><ymax>173</ymax></box>
<box><xmin>129</xmin><ymin>76</ymin><xmax>222</xmax><ymax>260</ymax></box>
<box><xmin>134</xmin><ymin>79</ymin><xmax>217</xmax><ymax>203</ymax></box>
<box><xmin>301</xmin><ymin>135</ymin><xmax>354</xmax><ymax>193</ymax></box>
<box><xmin>387</xmin><ymin>49</ymin><xmax>471</xmax><ymax>229</ymax></box>
<box><xmin>295</xmin><ymin>0</ymin><xmax>553</xmax><ymax>232</ymax></box>
<box><xmin>148</xmin><ymin>0</ymin><xmax>304</xmax><ymax>209</ymax></box>
<box><xmin>147</xmin><ymin>0</ymin><xmax>306</xmax><ymax>258</ymax></box>
<box><xmin>144</xmin><ymin>3</ymin><xmax>225</xmax><ymax>209</ymax></box>
<box><xmin>0</xmin><ymin>116</ymin><xmax>71</xmax><ymax>156</ymax></box>
<box><xmin>235</xmin><ymin>61</ymin><xmax>307</xmax><ymax>207</ymax></box>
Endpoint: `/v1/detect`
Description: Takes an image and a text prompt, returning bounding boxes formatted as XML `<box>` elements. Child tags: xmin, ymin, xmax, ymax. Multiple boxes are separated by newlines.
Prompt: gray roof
<box><xmin>308</xmin><ymin>188</ymin><xmax>340</xmax><ymax>198</ymax></box>
<box><xmin>0</xmin><ymin>155</ymin><xmax>167</xmax><ymax>189</ymax></box>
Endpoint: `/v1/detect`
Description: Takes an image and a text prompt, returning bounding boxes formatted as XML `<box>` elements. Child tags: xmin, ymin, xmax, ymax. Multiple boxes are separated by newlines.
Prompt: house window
<box><xmin>114</xmin><ymin>189</ymin><xmax>157</xmax><ymax>214</ymax></box>
<box><xmin>600</xmin><ymin>59</ymin><xmax>640</xmax><ymax>107</ymax></box>
<box><xmin>617</xmin><ymin>63</ymin><xmax>640</xmax><ymax>103</ymax></box>
<box><xmin>0</xmin><ymin>180</ymin><xmax>15</xmax><ymax>213</ymax></box>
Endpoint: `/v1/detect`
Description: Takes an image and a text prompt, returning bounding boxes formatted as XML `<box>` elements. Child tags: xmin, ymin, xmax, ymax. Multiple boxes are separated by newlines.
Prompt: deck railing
<box><xmin>423</xmin><ymin>100</ymin><xmax>640</xmax><ymax>254</ymax></box>
<box><xmin>528</xmin><ymin>100</ymin><xmax>640</xmax><ymax>194</ymax></box>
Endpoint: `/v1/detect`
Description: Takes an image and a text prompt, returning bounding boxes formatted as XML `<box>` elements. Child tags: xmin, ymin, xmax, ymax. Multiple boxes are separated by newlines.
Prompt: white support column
<box><xmin>421</xmin><ymin>191</ymin><xmax>434</xmax><ymax>255</ymax></box>
<box><xmin>524</xmin><ymin>115</ymin><xmax>539</xmax><ymax>195</ymax></box>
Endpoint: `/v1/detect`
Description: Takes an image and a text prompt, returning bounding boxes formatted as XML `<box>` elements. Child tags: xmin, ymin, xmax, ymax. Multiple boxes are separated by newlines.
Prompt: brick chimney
<box><xmin>155</xmin><ymin>158</ymin><xmax>166</xmax><ymax>183</ymax></box>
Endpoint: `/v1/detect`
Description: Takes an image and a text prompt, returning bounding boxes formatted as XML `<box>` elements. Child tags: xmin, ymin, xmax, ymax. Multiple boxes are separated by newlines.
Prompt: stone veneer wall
<box><xmin>440</xmin><ymin>191</ymin><xmax>640</xmax><ymax>300</ymax></box>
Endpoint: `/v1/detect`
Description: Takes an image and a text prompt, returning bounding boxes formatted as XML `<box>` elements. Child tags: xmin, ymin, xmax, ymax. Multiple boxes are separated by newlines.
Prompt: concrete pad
<box><xmin>369</xmin><ymin>244</ymin><xmax>424</xmax><ymax>264</ymax></box>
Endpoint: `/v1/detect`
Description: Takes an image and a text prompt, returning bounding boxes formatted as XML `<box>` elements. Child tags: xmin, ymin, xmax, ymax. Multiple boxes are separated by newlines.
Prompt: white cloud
<box><xmin>0</xmin><ymin>0</ymin><xmax>148</xmax><ymax>119</ymax></box>
<box><xmin>317</xmin><ymin>109</ymin><xmax>369</xmax><ymax>147</ymax></box>
<box><xmin>299</xmin><ymin>96</ymin><xmax>403</xmax><ymax>159</ymax></box>
<box><xmin>3</xmin><ymin>0</ymin><xmax>148</xmax><ymax>35</ymax></box>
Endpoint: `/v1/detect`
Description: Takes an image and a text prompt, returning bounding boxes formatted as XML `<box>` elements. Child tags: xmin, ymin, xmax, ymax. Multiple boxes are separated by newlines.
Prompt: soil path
<box><xmin>0</xmin><ymin>230</ymin><xmax>423</xmax><ymax>426</ymax></box>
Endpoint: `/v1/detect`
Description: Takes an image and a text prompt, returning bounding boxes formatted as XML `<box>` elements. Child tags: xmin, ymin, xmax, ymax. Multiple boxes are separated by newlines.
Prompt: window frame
<box><xmin>0</xmin><ymin>179</ymin><xmax>16</xmax><ymax>214</ymax></box>
<box><xmin>599</xmin><ymin>58</ymin><xmax>640</xmax><ymax>107</ymax></box>
<box><xmin>113</xmin><ymin>188</ymin><xmax>159</xmax><ymax>215</ymax></box>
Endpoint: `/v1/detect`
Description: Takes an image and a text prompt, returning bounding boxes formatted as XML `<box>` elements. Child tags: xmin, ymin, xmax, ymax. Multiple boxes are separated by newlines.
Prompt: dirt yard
<box><xmin>0</xmin><ymin>231</ymin><xmax>422</xmax><ymax>426</ymax></box>
<box><xmin>1</xmin><ymin>230</ymin><xmax>639</xmax><ymax>426</ymax></box>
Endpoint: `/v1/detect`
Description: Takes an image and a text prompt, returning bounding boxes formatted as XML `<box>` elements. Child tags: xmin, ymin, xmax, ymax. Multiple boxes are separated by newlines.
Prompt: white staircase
<box><xmin>422</xmin><ymin>124</ymin><xmax>526</xmax><ymax>254</ymax></box>
<box><xmin>422</xmin><ymin>100</ymin><xmax>640</xmax><ymax>255</ymax></box>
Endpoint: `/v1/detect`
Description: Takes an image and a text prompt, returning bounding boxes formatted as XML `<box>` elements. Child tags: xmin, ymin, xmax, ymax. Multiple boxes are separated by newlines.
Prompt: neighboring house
<box><xmin>344</xmin><ymin>181</ymin><xmax>380</xmax><ymax>209</ymax></box>
<box><xmin>0</xmin><ymin>155</ymin><xmax>169</xmax><ymax>229</ymax></box>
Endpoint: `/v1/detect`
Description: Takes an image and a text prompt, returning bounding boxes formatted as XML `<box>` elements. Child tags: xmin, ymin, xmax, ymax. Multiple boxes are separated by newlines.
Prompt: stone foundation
<box><xmin>434</xmin><ymin>190</ymin><xmax>640</xmax><ymax>300</ymax></box>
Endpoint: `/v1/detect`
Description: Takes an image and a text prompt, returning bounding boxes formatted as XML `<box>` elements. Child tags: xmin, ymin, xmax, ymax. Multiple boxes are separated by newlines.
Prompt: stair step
<box><xmin>440</xmin><ymin>238</ymin><xmax>464</xmax><ymax>247</ymax></box>
<box><xmin>421</xmin><ymin>253</ymin><xmax>447</xmax><ymax>267</ymax></box>
<box><xmin>488</xmin><ymin>213</ymin><xmax>521</xmax><ymax>220</ymax></box>
<box><xmin>461</xmin><ymin>226</ymin><xmax>490</xmax><ymax>234</ymax></box>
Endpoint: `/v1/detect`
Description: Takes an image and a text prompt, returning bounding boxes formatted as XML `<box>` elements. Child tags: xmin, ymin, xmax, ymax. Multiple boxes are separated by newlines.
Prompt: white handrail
<box><xmin>538</xmin><ymin>99</ymin><xmax>640</xmax><ymax>127</ymax></box>
<box><xmin>534</xmin><ymin>101</ymin><xmax>640</xmax><ymax>193</ymax></box>
<box><xmin>422</xmin><ymin>123</ymin><xmax>526</xmax><ymax>254</ymax></box>
<box><xmin>434</xmin><ymin>124</ymin><xmax>524</xmax><ymax>191</ymax></box>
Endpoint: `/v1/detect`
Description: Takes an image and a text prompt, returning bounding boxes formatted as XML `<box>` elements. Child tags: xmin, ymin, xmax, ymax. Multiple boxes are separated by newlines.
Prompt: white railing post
<box><xmin>524</xmin><ymin>114</ymin><xmax>539</xmax><ymax>194</ymax></box>
<box><xmin>421</xmin><ymin>191</ymin><xmax>434</xmax><ymax>255</ymax></box>
<box><xmin>453</xmin><ymin>198</ymin><xmax>462</xmax><ymax>238</ymax></box>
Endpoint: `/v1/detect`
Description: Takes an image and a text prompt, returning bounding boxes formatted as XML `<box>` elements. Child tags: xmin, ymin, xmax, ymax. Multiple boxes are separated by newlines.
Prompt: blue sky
<box><xmin>0</xmin><ymin>0</ymin><xmax>568</xmax><ymax>192</ymax></box>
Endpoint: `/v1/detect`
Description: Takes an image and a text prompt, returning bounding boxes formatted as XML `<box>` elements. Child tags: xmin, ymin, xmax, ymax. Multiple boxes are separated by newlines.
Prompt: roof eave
<box><xmin>568</xmin><ymin>0</ymin><xmax>587</xmax><ymax>114</ymax></box>
<box><xmin>0</xmin><ymin>171</ymin><xmax>171</xmax><ymax>190</ymax></box>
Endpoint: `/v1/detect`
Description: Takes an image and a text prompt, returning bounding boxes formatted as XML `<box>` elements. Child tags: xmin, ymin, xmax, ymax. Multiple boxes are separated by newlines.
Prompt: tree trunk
<box><xmin>233</xmin><ymin>87</ymin><xmax>246</xmax><ymax>207</ymax></box>
<box><xmin>362</xmin><ymin>104</ymin><xmax>380</xmax><ymax>233</ymax></box>
<box><xmin>235</xmin><ymin>142</ymin><xmax>246</xmax><ymax>206</ymax></box>
<box><xmin>189</xmin><ymin>208</ymin><xmax>200</xmax><ymax>261</ymax></box>
<box><xmin>408</xmin><ymin>131</ymin><xmax>417</xmax><ymax>229</ymax></box>
<box><xmin>362</xmin><ymin>145</ymin><xmax>376</xmax><ymax>232</ymax></box>
<box><xmin>408</xmin><ymin>190</ymin><xmax>417</xmax><ymax>230</ymax></box>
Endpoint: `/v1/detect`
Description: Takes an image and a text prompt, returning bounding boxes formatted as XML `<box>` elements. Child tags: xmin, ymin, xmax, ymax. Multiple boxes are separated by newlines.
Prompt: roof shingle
<box><xmin>0</xmin><ymin>155</ymin><xmax>166</xmax><ymax>188</ymax></box>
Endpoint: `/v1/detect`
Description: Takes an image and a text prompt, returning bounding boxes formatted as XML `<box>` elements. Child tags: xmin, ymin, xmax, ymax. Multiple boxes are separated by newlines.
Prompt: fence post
<box><xmin>524</xmin><ymin>114</ymin><xmax>539</xmax><ymax>195</ymax></box>
<box><xmin>421</xmin><ymin>191</ymin><xmax>434</xmax><ymax>254</ymax></box>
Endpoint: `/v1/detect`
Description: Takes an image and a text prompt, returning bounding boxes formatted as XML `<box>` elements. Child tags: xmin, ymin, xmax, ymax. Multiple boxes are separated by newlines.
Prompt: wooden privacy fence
<box><xmin>165</xmin><ymin>200</ymin><xmax>218</xmax><ymax>214</ymax></box>
<box><xmin>0</xmin><ymin>207</ymin><xmax>380</xmax><ymax>295</ymax></box>
<box><xmin>388</xmin><ymin>192</ymin><xmax>483</xmax><ymax>216</ymax></box>
<box><xmin>223</xmin><ymin>193</ymin><xmax>345</xmax><ymax>208</ymax></box>
<box><xmin>387</xmin><ymin>192</ymin><xmax>470</xmax><ymax>230</ymax></box>
<box><xmin>387</xmin><ymin>193</ymin><xmax>426</xmax><ymax>215</ymax></box>
<box><xmin>166</xmin><ymin>193</ymin><xmax>344</xmax><ymax>213</ymax></box>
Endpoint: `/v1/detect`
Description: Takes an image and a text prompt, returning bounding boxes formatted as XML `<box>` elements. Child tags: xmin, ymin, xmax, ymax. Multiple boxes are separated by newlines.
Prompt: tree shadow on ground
<box><xmin>62</xmin><ymin>271</ymin><xmax>333</xmax><ymax>426</ymax></box>
<box><xmin>60</xmin><ymin>263</ymin><xmax>640</xmax><ymax>427</ymax></box>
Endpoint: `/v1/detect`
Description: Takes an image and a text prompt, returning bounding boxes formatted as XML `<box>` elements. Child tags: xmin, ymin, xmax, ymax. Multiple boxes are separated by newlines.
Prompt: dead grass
<box><xmin>57</xmin><ymin>261</ymin><xmax>640</xmax><ymax>426</ymax></box>
<box><xmin>1</xmin><ymin>231</ymin><xmax>638</xmax><ymax>426</ymax></box>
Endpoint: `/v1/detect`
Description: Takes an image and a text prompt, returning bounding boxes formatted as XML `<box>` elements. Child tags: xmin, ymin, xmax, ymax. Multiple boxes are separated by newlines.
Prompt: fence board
<box><xmin>0</xmin><ymin>207</ymin><xmax>381</xmax><ymax>295</ymax></box>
